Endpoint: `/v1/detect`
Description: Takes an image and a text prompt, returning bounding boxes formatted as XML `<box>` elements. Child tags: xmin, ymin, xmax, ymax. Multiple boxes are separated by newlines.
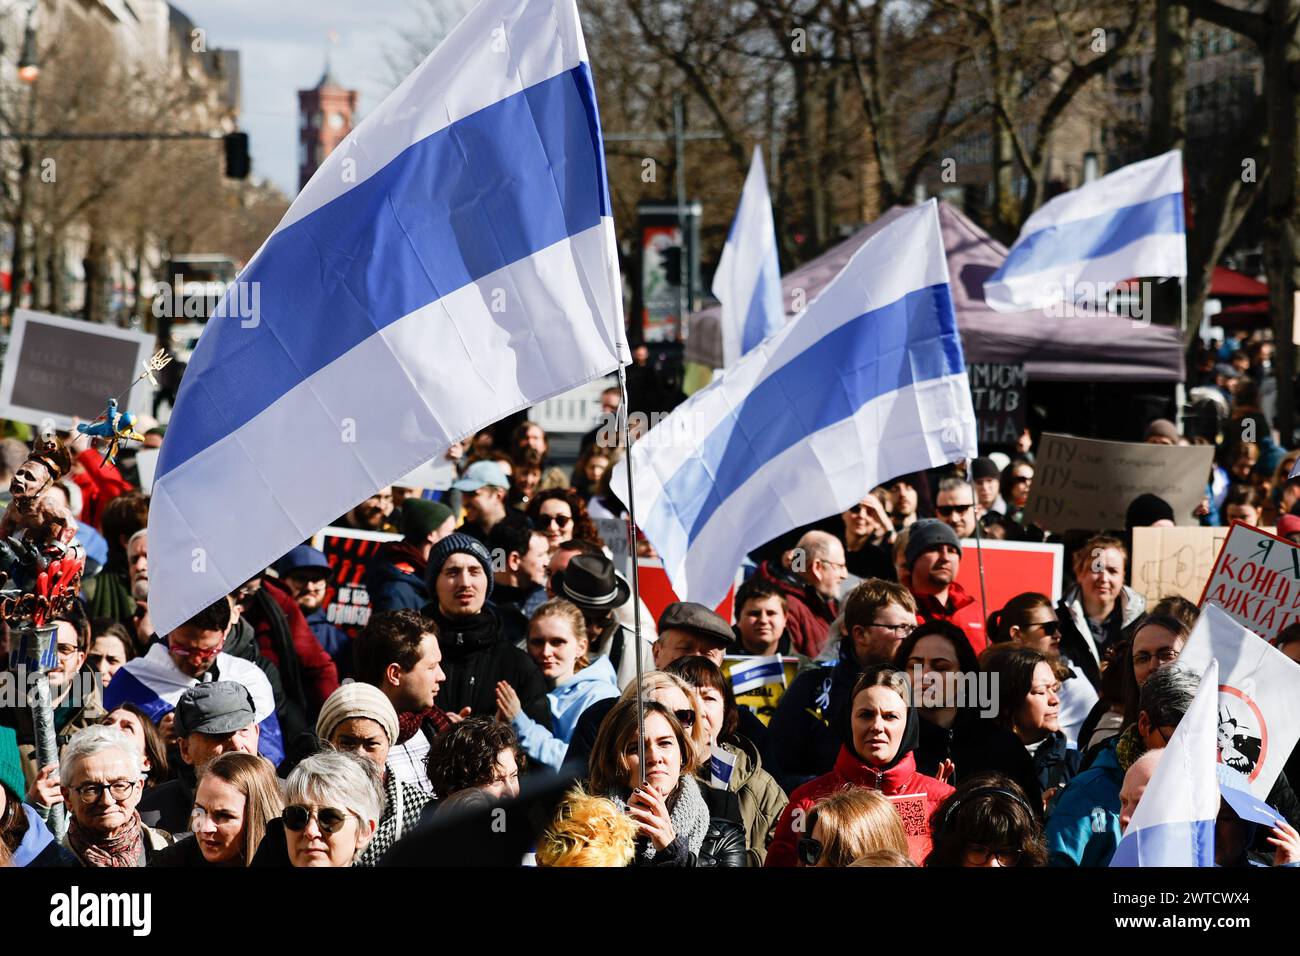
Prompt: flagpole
<box><xmin>1179</xmin><ymin>275</ymin><xmax>1188</xmax><ymax>335</ymax></box>
<box><xmin>615</xmin><ymin>359</ymin><xmax>647</xmax><ymax>787</ymax></box>
<box><xmin>968</xmin><ymin>473</ymin><xmax>989</xmax><ymax>618</ymax></box>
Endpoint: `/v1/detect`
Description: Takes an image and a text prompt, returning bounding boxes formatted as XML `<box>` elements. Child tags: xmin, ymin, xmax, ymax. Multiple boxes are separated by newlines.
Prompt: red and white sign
<box><xmin>1198</xmin><ymin>520</ymin><xmax>1300</xmax><ymax>640</ymax></box>
<box><xmin>635</xmin><ymin>557</ymin><xmax>736</xmax><ymax>626</ymax></box>
<box><xmin>955</xmin><ymin>537</ymin><xmax>1064</xmax><ymax>615</ymax></box>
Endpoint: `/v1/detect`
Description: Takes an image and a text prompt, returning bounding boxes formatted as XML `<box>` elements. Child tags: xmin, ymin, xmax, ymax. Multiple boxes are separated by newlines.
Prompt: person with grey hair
<box><xmin>1044</xmin><ymin>666</ymin><xmax>1199</xmax><ymax>867</ymax></box>
<box><xmin>59</xmin><ymin>724</ymin><xmax>174</xmax><ymax>866</ymax></box>
<box><xmin>277</xmin><ymin>750</ymin><xmax>383</xmax><ymax>867</ymax></box>
<box><xmin>753</xmin><ymin>530</ymin><xmax>847</xmax><ymax>658</ymax></box>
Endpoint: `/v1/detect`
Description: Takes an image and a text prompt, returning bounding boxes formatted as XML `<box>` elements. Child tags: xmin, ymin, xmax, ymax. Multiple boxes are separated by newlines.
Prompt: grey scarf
<box><xmin>612</xmin><ymin>774</ymin><xmax>710</xmax><ymax>861</ymax></box>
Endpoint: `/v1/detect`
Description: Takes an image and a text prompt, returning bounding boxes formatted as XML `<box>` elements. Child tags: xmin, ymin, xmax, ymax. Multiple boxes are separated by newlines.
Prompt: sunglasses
<box><xmin>283</xmin><ymin>804</ymin><xmax>351</xmax><ymax>835</ymax></box>
<box><xmin>962</xmin><ymin>843</ymin><xmax>1022</xmax><ymax>867</ymax></box>
<box><xmin>1009</xmin><ymin>475</ymin><xmax>1032</xmax><ymax>485</ymax></box>
<box><xmin>541</xmin><ymin>513</ymin><xmax>572</xmax><ymax>528</ymax></box>
<box><xmin>936</xmin><ymin>504</ymin><xmax>972</xmax><ymax>517</ymax></box>
<box><xmin>797</xmin><ymin>836</ymin><xmax>823</xmax><ymax>866</ymax></box>
<box><xmin>1028</xmin><ymin>620</ymin><xmax>1060</xmax><ymax>636</ymax></box>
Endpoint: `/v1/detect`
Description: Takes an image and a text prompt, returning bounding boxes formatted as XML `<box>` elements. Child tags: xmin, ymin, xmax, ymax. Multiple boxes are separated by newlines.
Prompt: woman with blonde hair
<box><xmin>565</xmin><ymin>669</ymin><xmax>710</xmax><ymax>774</ymax></box>
<box><xmin>536</xmin><ymin>787</ymin><xmax>637</xmax><ymax>867</ymax></box>
<box><xmin>156</xmin><ymin>752</ymin><xmax>283</xmax><ymax>867</ymax></box>
<box><xmin>798</xmin><ymin>788</ymin><xmax>910</xmax><ymax>867</ymax></box>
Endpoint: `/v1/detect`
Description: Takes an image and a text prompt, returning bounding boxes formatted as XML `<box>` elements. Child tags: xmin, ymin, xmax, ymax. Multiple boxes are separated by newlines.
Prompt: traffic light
<box><xmin>659</xmin><ymin>245</ymin><xmax>682</xmax><ymax>286</ymax></box>
<box><xmin>223</xmin><ymin>132</ymin><xmax>250</xmax><ymax>179</ymax></box>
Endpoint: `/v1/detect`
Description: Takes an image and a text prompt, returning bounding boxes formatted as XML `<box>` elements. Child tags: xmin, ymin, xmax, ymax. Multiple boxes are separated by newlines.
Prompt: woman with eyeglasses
<box><xmin>280</xmin><ymin>751</ymin><xmax>382</xmax><ymax>867</ymax></box>
<box><xmin>796</xmin><ymin>788</ymin><xmax>909</xmax><ymax>867</ymax></box>
<box><xmin>925</xmin><ymin>772</ymin><xmax>1046</xmax><ymax>867</ymax></box>
<box><xmin>1121</xmin><ymin>613</ymin><xmax>1189</xmax><ymax>729</ymax></box>
<box><xmin>765</xmin><ymin>665</ymin><xmax>954</xmax><ymax>866</ymax></box>
<box><xmin>587</xmin><ymin>696</ymin><xmax>746</xmax><ymax>866</ymax></box>
<box><xmin>988</xmin><ymin>592</ymin><xmax>1098</xmax><ymax>748</ymax></box>
<box><xmin>154</xmin><ymin>751</ymin><xmax>283</xmax><ymax>867</ymax></box>
<box><xmin>982</xmin><ymin>645</ymin><xmax>1081</xmax><ymax>805</ymax></box>
<box><xmin>59</xmin><ymin>724</ymin><xmax>174</xmax><ymax>866</ymax></box>
<box><xmin>526</xmin><ymin>488</ymin><xmax>604</xmax><ymax>556</ymax></box>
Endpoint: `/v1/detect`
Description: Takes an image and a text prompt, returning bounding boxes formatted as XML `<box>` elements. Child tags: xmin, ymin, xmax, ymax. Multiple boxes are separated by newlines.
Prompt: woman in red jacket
<box><xmin>764</xmin><ymin>665</ymin><xmax>953</xmax><ymax>866</ymax></box>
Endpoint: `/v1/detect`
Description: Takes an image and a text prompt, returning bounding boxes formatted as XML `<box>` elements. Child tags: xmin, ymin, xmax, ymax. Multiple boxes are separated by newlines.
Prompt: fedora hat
<box><xmin>550</xmin><ymin>553</ymin><xmax>631</xmax><ymax>612</ymax></box>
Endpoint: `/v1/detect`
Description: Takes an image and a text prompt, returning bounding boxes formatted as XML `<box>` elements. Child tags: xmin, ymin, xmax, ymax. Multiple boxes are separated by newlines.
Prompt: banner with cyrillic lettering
<box><xmin>1198</xmin><ymin>521</ymin><xmax>1300</xmax><ymax>640</ymax></box>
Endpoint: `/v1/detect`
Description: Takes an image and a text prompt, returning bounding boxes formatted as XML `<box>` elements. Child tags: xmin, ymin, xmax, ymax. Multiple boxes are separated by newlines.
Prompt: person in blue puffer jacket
<box><xmin>493</xmin><ymin>599</ymin><xmax>618</xmax><ymax>770</ymax></box>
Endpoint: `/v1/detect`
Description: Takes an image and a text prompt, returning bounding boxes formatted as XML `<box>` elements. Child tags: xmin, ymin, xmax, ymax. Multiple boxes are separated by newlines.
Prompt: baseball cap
<box><xmin>452</xmin><ymin>460</ymin><xmax>509</xmax><ymax>492</ymax></box>
<box><xmin>173</xmin><ymin>681</ymin><xmax>257</xmax><ymax>737</ymax></box>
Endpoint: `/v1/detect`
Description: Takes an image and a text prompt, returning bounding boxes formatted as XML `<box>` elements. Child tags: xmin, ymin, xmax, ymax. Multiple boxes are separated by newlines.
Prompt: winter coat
<box><xmin>1044</xmin><ymin>733</ymin><xmax>1125</xmax><ymax>866</ymax></box>
<box><xmin>138</xmin><ymin>776</ymin><xmax>195</xmax><ymax>835</ymax></box>
<box><xmin>1029</xmin><ymin>730</ymin><xmax>1081</xmax><ymax>798</ymax></box>
<box><xmin>69</xmin><ymin>448</ymin><xmax>133</xmax><ymax>530</ymax></box>
<box><xmin>423</xmin><ymin>603</ymin><xmax>552</xmax><ymax>730</ymax></box>
<box><xmin>765</xmin><ymin>746</ymin><xmax>953</xmax><ymax>866</ymax></box>
<box><xmin>303</xmin><ymin>606</ymin><xmax>353</xmax><ymax>682</ymax></box>
<box><xmin>718</xmin><ymin>735</ymin><xmax>789</xmax><ymax>866</ymax></box>
<box><xmin>365</xmin><ymin>541</ymin><xmax>429</xmax><ymax>613</ymax></box>
<box><xmin>913</xmin><ymin>581</ymin><xmax>987</xmax><ymax>653</ymax></box>
<box><xmin>511</xmin><ymin>655</ymin><xmax>620</xmax><ymax>769</ymax></box>
<box><xmin>1056</xmin><ymin>662</ymin><xmax>1100</xmax><ymax>749</ymax></box>
<box><xmin>1057</xmin><ymin>585</ymin><xmax>1146</xmax><ymax>690</ymax></box>
<box><xmin>641</xmin><ymin>817</ymin><xmax>748</xmax><ymax>867</ymax></box>
<box><xmin>762</xmin><ymin>638</ymin><xmax>862</xmax><ymax>794</ymax></box>
<box><xmin>755</xmin><ymin>561</ymin><xmax>839</xmax><ymax>659</ymax></box>
<box><xmin>913</xmin><ymin>710</ymin><xmax>1042</xmax><ymax>809</ymax></box>
<box><xmin>224</xmin><ymin>616</ymin><xmax>309</xmax><ymax>745</ymax></box>
<box><xmin>245</xmin><ymin>577</ymin><xmax>339</xmax><ymax>718</ymax></box>
<box><xmin>354</xmin><ymin>772</ymin><xmax>433</xmax><ymax>867</ymax></box>
<box><xmin>12</xmin><ymin>804</ymin><xmax>78</xmax><ymax>866</ymax></box>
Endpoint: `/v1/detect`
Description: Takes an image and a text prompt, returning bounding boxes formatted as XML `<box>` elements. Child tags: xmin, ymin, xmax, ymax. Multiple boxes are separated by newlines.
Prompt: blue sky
<box><xmin>174</xmin><ymin>0</ymin><xmax>467</xmax><ymax>196</ymax></box>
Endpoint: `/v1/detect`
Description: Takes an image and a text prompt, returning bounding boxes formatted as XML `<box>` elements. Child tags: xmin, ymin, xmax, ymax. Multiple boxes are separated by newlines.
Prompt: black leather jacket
<box><xmin>635</xmin><ymin>817</ymin><xmax>748</xmax><ymax>867</ymax></box>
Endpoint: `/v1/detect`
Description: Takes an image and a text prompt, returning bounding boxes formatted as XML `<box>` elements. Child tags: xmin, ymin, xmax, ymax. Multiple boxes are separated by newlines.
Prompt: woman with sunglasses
<box><xmin>526</xmin><ymin>488</ymin><xmax>604</xmax><ymax>556</ymax></box>
<box><xmin>988</xmin><ymin>592</ymin><xmax>1098</xmax><ymax>748</ymax></box>
<box><xmin>587</xmin><ymin>696</ymin><xmax>745</xmax><ymax>866</ymax></box>
<box><xmin>766</xmin><ymin>665</ymin><xmax>954</xmax><ymax>866</ymax></box>
<box><xmin>279</xmin><ymin>751</ymin><xmax>381</xmax><ymax>867</ymax></box>
<box><xmin>982</xmin><ymin>645</ymin><xmax>1081</xmax><ymax>804</ymax></box>
<box><xmin>797</xmin><ymin>788</ymin><xmax>909</xmax><ymax>867</ymax></box>
<box><xmin>839</xmin><ymin>493</ymin><xmax>896</xmax><ymax>581</ymax></box>
<box><xmin>926</xmin><ymin>772</ymin><xmax>1046</xmax><ymax>867</ymax></box>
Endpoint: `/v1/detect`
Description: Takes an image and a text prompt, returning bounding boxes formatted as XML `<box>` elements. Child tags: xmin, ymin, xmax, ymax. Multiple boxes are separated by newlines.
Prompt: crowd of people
<box><xmin>3</xmin><ymin>332</ymin><xmax>1300</xmax><ymax>869</ymax></box>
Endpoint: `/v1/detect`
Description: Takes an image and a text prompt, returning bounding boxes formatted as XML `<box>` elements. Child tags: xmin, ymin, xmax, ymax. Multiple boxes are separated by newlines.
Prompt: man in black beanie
<box><xmin>970</xmin><ymin>457</ymin><xmax>1005</xmax><ymax>519</ymax></box>
<box><xmin>1124</xmin><ymin>493</ymin><xmax>1176</xmax><ymax>532</ymax></box>
<box><xmin>366</xmin><ymin>498</ymin><xmax>456</xmax><ymax>613</ymax></box>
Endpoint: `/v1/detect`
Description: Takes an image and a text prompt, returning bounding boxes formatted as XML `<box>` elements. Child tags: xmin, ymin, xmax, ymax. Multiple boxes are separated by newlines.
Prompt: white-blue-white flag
<box><xmin>149</xmin><ymin>0</ymin><xmax>625</xmax><ymax>635</ymax></box>
<box><xmin>728</xmin><ymin>654</ymin><xmax>787</xmax><ymax>695</ymax></box>
<box><xmin>1111</xmin><ymin>660</ymin><xmax>1219</xmax><ymax>867</ymax></box>
<box><xmin>713</xmin><ymin>148</ymin><xmax>784</xmax><ymax>367</ymax></box>
<box><xmin>984</xmin><ymin>150</ymin><xmax>1185</xmax><ymax>312</ymax></box>
<box><xmin>709</xmin><ymin>744</ymin><xmax>739</xmax><ymax>790</ymax></box>
<box><xmin>613</xmin><ymin>200</ymin><xmax>976</xmax><ymax>608</ymax></box>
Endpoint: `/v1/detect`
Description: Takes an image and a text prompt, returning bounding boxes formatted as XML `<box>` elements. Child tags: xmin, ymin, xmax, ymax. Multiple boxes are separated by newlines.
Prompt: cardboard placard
<box><xmin>967</xmin><ymin>363</ymin><xmax>1026</xmax><ymax>448</ymax></box>
<box><xmin>591</xmin><ymin>517</ymin><xmax>633</xmax><ymax>578</ymax></box>
<box><xmin>1131</xmin><ymin>525</ymin><xmax>1235</xmax><ymax>605</ymax></box>
<box><xmin>1198</xmin><ymin>521</ymin><xmax>1300</xmax><ymax>640</ymax></box>
<box><xmin>955</xmin><ymin>537</ymin><xmax>1063</xmax><ymax>613</ymax></box>
<box><xmin>1025</xmin><ymin>432</ymin><xmax>1214</xmax><ymax>533</ymax></box>
<box><xmin>310</xmin><ymin>526</ymin><xmax>402</xmax><ymax>639</ymax></box>
<box><xmin>721</xmin><ymin>656</ymin><xmax>801</xmax><ymax>727</ymax></box>
<box><xmin>0</xmin><ymin>309</ymin><xmax>156</xmax><ymax>430</ymax></box>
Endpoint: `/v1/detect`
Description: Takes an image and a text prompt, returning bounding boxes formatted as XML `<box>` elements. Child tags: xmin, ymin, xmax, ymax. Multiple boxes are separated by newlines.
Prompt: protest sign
<box><xmin>721</xmin><ymin>656</ymin><xmax>802</xmax><ymax>726</ymax></box>
<box><xmin>1025</xmin><ymin>433</ymin><xmax>1214</xmax><ymax>533</ymax></box>
<box><xmin>636</xmin><ymin>557</ymin><xmax>736</xmax><ymax>628</ymax></box>
<box><xmin>1181</xmin><ymin>603</ymin><xmax>1300</xmax><ymax>798</ymax></box>
<box><xmin>966</xmin><ymin>363</ymin><xmax>1026</xmax><ymax>448</ymax></box>
<box><xmin>1132</xmin><ymin>525</ymin><xmax>1233</xmax><ymax>605</ymax></box>
<box><xmin>134</xmin><ymin>448</ymin><xmax>160</xmax><ymax>494</ymax></box>
<box><xmin>591</xmin><ymin>517</ymin><xmax>633</xmax><ymax>578</ymax></box>
<box><xmin>0</xmin><ymin>310</ymin><xmax>157</xmax><ymax>430</ymax></box>
<box><xmin>310</xmin><ymin>527</ymin><xmax>402</xmax><ymax>639</ymax></box>
<box><xmin>956</xmin><ymin>537</ymin><xmax>1062</xmax><ymax>612</ymax></box>
<box><xmin>1198</xmin><ymin>521</ymin><xmax>1300</xmax><ymax>640</ymax></box>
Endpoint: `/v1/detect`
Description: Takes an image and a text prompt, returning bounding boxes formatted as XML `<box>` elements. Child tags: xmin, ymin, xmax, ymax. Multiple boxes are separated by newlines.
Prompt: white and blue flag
<box><xmin>613</xmin><ymin>200</ymin><xmax>976</xmax><ymax>608</ymax></box>
<box><xmin>713</xmin><ymin>148</ymin><xmax>784</xmax><ymax>367</ymax></box>
<box><xmin>728</xmin><ymin>654</ymin><xmax>786</xmax><ymax>695</ymax></box>
<box><xmin>149</xmin><ymin>0</ymin><xmax>625</xmax><ymax>635</ymax></box>
<box><xmin>1111</xmin><ymin>660</ymin><xmax>1219</xmax><ymax>867</ymax></box>
<box><xmin>984</xmin><ymin>150</ymin><xmax>1185</xmax><ymax>312</ymax></box>
<box><xmin>708</xmin><ymin>744</ymin><xmax>739</xmax><ymax>790</ymax></box>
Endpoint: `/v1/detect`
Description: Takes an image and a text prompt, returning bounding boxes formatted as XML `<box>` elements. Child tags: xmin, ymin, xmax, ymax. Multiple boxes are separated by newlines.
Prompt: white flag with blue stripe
<box><xmin>729</xmin><ymin>654</ymin><xmax>787</xmax><ymax>695</ymax></box>
<box><xmin>984</xmin><ymin>150</ymin><xmax>1185</xmax><ymax>313</ymax></box>
<box><xmin>149</xmin><ymin>0</ymin><xmax>625</xmax><ymax>635</ymax></box>
<box><xmin>613</xmin><ymin>200</ymin><xmax>976</xmax><ymax>608</ymax></box>
<box><xmin>1110</xmin><ymin>660</ymin><xmax>1219</xmax><ymax>867</ymax></box>
<box><xmin>713</xmin><ymin>148</ymin><xmax>784</xmax><ymax>367</ymax></box>
<box><xmin>709</xmin><ymin>744</ymin><xmax>739</xmax><ymax>790</ymax></box>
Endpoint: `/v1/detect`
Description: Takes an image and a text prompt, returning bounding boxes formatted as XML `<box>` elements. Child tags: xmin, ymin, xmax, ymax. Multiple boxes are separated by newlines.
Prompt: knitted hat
<box><xmin>1143</xmin><ymin>419</ymin><xmax>1180</xmax><ymax>443</ymax></box>
<box><xmin>970</xmin><ymin>457</ymin><xmax>1000</xmax><ymax>481</ymax></box>
<box><xmin>904</xmin><ymin>518</ymin><xmax>962</xmax><ymax>568</ymax></box>
<box><xmin>1125</xmin><ymin>493</ymin><xmax>1175</xmax><ymax>531</ymax></box>
<box><xmin>401</xmin><ymin>498</ymin><xmax>454</xmax><ymax>540</ymax></box>
<box><xmin>316</xmin><ymin>682</ymin><xmax>400</xmax><ymax>746</ymax></box>
<box><xmin>426</xmin><ymin>532</ymin><xmax>495</xmax><ymax>600</ymax></box>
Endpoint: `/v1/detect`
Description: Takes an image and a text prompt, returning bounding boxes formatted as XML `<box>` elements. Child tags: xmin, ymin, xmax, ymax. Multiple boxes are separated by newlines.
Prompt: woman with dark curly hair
<box><xmin>925</xmin><ymin>772</ymin><xmax>1047</xmax><ymax>867</ymax></box>
<box><xmin>527</xmin><ymin>488</ymin><xmax>604</xmax><ymax>555</ymax></box>
<box><xmin>425</xmin><ymin>717</ymin><xmax>526</xmax><ymax>812</ymax></box>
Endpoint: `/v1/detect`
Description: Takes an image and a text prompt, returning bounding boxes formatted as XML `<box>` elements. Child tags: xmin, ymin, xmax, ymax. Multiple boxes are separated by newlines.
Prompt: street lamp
<box><xmin>16</xmin><ymin>20</ymin><xmax>37</xmax><ymax>83</ymax></box>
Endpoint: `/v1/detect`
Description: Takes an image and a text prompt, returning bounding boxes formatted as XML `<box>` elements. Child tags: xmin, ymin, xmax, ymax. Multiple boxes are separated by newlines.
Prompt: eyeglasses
<box><xmin>72</xmin><ymin>779</ymin><xmax>139</xmax><ymax>803</ymax></box>
<box><xmin>936</xmin><ymin>504</ymin><xmax>973</xmax><ymax>517</ymax></box>
<box><xmin>169</xmin><ymin>638</ymin><xmax>225</xmax><ymax>662</ymax></box>
<box><xmin>55</xmin><ymin>643</ymin><xmax>81</xmax><ymax>659</ymax></box>
<box><xmin>1027</xmin><ymin>620</ymin><xmax>1060</xmax><ymax>636</ymax></box>
<box><xmin>1132</xmin><ymin>647</ymin><xmax>1181</xmax><ymax>668</ymax></box>
<box><xmin>870</xmin><ymin>622</ymin><xmax>915</xmax><ymax>636</ymax></box>
<box><xmin>962</xmin><ymin>844</ymin><xmax>1022</xmax><ymax>866</ymax></box>
<box><xmin>797</xmin><ymin>836</ymin><xmax>824</xmax><ymax>866</ymax></box>
<box><xmin>541</xmin><ymin>513</ymin><xmax>572</xmax><ymax>528</ymax></box>
<box><xmin>1009</xmin><ymin>475</ymin><xmax>1032</xmax><ymax>485</ymax></box>
<box><xmin>283</xmin><ymin>804</ymin><xmax>351</xmax><ymax>835</ymax></box>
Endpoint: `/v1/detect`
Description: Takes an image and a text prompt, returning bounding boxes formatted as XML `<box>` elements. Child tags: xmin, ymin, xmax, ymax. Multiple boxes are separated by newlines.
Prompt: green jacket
<box><xmin>723</xmin><ymin>735</ymin><xmax>789</xmax><ymax>867</ymax></box>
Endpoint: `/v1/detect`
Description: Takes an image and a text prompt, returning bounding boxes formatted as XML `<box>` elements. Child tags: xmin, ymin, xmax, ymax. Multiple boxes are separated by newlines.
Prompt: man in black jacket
<box><xmin>421</xmin><ymin>534</ymin><xmax>550</xmax><ymax>739</ymax></box>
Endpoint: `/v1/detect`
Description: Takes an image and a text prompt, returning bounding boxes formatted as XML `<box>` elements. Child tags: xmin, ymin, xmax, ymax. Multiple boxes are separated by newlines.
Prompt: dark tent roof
<box><xmin>684</xmin><ymin>201</ymin><xmax>1186</xmax><ymax>383</ymax></box>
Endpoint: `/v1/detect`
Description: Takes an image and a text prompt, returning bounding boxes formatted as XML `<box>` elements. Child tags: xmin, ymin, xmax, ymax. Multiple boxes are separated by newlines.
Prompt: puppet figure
<box><xmin>77</xmin><ymin>398</ymin><xmax>147</xmax><ymax>466</ymax></box>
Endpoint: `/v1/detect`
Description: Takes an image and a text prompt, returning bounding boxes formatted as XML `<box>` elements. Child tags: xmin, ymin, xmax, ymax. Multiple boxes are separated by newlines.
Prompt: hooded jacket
<box><xmin>914</xmin><ymin>708</ymin><xmax>1042</xmax><ymax>809</ymax></box>
<box><xmin>755</xmin><ymin>560</ymin><xmax>839</xmax><ymax>659</ymax></box>
<box><xmin>423</xmin><ymin>602</ymin><xmax>552</xmax><ymax>730</ymax></box>
<box><xmin>765</xmin><ymin>699</ymin><xmax>954</xmax><ymax>866</ymax></box>
<box><xmin>1029</xmin><ymin>730</ymin><xmax>1081</xmax><ymax>797</ymax></box>
<box><xmin>1057</xmin><ymin>584</ymin><xmax>1146</xmax><ymax>690</ymax></box>
<box><xmin>1044</xmin><ymin>731</ymin><xmax>1128</xmax><ymax>866</ymax></box>
<box><xmin>717</xmin><ymin>735</ymin><xmax>789</xmax><ymax>866</ymax></box>
<box><xmin>913</xmin><ymin>580</ymin><xmax>987</xmax><ymax>654</ymax></box>
<box><xmin>365</xmin><ymin>540</ymin><xmax>429</xmax><ymax>613</ymax></box>
<box><xmin>510</xmin><ymin>655</ymin><xmax>620</xmax><ymax>769</ymax></box>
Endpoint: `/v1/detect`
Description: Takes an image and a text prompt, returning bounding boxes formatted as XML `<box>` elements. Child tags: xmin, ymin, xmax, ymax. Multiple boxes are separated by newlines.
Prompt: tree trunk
<box><xmin>8</xmin><ymin>142</ymin><xmax>33</xmax><ymax>315</ymax></box>
<box><xmin>1150</xmin><ymin>0</ymin><xmax>1189</xmax><ymax>154</ymax></box>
